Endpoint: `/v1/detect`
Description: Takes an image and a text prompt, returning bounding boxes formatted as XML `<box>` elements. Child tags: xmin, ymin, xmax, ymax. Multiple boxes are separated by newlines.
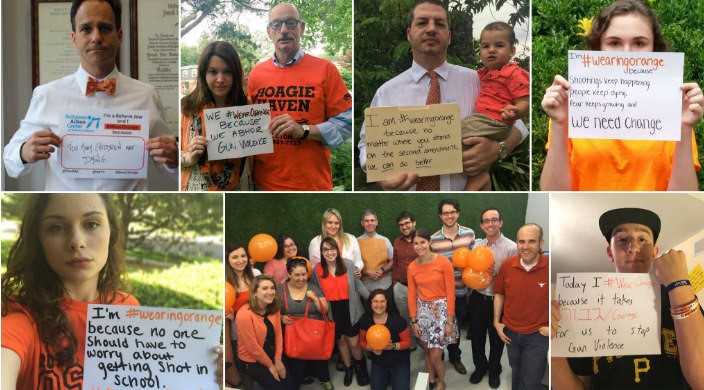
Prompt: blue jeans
<box><xmin>369</xmin><ymin>359</ymin><xmax>411</xmax><ymax>390</ymax></box>
<box><xmin>504</xmin><ymin>328</ymin><xmax>548</xmax><ymax>390</ymax></box>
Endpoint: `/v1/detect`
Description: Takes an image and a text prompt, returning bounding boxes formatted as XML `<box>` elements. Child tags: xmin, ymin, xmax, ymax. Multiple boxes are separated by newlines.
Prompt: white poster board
<box><xmin>83</xmin><ymin>305</ymin><xmax>222</xmax><ymax>390</ymax></box>
<box><xmin>552</xmin><ymin>272</ymin><xmax>661</xmax><ymax>357</ymax></box>
<box><xmin>568</xmin><ymin>50</ymin><xmax>683</xmax><ymax>140</ymax></box>
<box><xmin>59</xmin><ymin>109</ymin><xmax>149</xmax><ymax>178</ymax></box>
<box><xmin>203</xmin><ymin>104</ymin><xmax>273</xmax><ymax>160</ymax></box>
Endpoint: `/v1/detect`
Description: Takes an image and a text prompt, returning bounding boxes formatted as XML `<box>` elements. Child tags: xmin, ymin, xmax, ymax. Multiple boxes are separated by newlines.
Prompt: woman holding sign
<box><xmin>1</xmin><ymin>194</ymin><xmax>138</xmax><ymax>389</ymax></box>
<box><xmin>540</xmin><ymin>0</ymin><xmax>704</xmax><ymax>191</ymax></box>
<box><xmin>180</xmin><ymin>41</ymin><xmax>251</xmax><ymax>191</ymax></box>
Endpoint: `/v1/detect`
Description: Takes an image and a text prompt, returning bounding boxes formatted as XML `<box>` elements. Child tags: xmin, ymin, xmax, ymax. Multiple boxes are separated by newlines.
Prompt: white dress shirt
<box><xmin>3</xmin><ymin>66</ymin><xmax>176</xmax><ymax>190</ymax></box>
<box><xmin>358</xmin><ymin>61</ymin><xmax>528</xmax><ymax>191</ymax></box>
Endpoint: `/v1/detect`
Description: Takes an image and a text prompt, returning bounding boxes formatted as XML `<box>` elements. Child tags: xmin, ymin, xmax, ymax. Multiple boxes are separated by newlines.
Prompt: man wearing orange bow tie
<box><xmin>3</xmin><ymin>0</ymin><xmax>177</xmax><ymax>190</ymax></box>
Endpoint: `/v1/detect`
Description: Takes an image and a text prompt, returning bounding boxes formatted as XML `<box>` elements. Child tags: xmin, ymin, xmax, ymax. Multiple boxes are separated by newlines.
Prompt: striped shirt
<box><xmin>430</xmin><ymin>224</ymin><xmax>475</xmax><ymax>297</ymax></box>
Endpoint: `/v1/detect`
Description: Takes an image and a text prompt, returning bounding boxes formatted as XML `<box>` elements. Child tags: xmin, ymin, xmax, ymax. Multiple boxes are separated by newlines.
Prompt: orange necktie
<box><xmin>86</xmin><ymin>77</ymin><xmax>117</xmax><ymax>96</ymax></box>
<box><xmin>416</xmin><ymin>70</ymin><xmax>441</xmax><ymax>191</ymax></box>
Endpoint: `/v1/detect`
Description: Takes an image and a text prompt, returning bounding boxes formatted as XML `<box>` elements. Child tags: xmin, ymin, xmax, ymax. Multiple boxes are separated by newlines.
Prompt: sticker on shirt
<box><xmin>83</xmin><ymin>304</ymin><xmax>222</xmax><ymax>390</ymax></box>
<box><xmin>363</xmin><ymin>103</ymin><xmax>463</xmax><ymax>182</ymax></box>
<box><xmin>568</xmin><ymin>50</ymin><xmax>683</xmax><ymax>141</ymax></box>
<box><xmin>203</xmin><ymin>103</ymin><xmax>273</xmax><ymax>160</ymax></box>
<box><xmin>58</xmin><ymin>109</ymin><xmax>149</xmax><ymax>178</ymax></box>
<box><xmin>552</xmin><ymin>272</ymin><xmax>661</xmax><ymax>357</ymax></box>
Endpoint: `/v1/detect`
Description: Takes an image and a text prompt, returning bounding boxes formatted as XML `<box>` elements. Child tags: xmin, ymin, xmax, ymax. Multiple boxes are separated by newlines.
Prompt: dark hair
<box><xmin>225</xmin><ymin>242</ymin><xmax>255</xmax><ymax>288</ymax></box>
<box><xmin>71</xmin><ymin>0</ymin><xmax>122</xmax><ymax>31</ymax></box>
<box><xmin>181</xmin><ymin>41</ymin><xmax>248</xmax><ymax>116</ymax></box>
<box><xmin>366</xmin><ymin>288</ymin><xmax>395</xmax><ymax>313</ymax></box>
<box><xmin>587</xmin><ymin>0</ymin><xmax>667</xmax><ymax>52</ymax></box>
<box><xmin>275</xmin><ymin>234</ymin><xmax>299</xmax><ymax>260</ymax></box>
<box><xmin>319</xmin><ymin>237</ymin><xmax>346</xmax><ymax>278</ymax></box>
<box><xmin>438</xmin><ymin>198</ymin><xmax>460</xmax><ymax>214</ymax></box>
<box><xmin>2</xmin><ymin>194</ymin><xmax>126</xmax><ymax>369</ymax></box>
<box><xmin>407</xmin><ymin>0</ymin><xmax>450</xmax><ymax>28</ymax></box>
<box><xmin>480</xmin><ymin>207</ymin><xmax>502</xmax><ymax>223</ymax></box>
<box><xmin>519</xmin><ymin>223</ymin><xmax>544</xmax><ymax>241</ymax></box>
<box><xmin>285</xmin><ymin>256</ymin><xmax>309</xmax><ymax>275</ymax></box>
<box><xmin>412</xmin><ymin>228</ymin><xmax>432</xmax><ymax>242</ymax></box>
<box><xmin>481</xmin><ymin>21</ymin><xmax>516</xmax><ymax>45</ymax></box>
<box><xmin>396</xmin><ymin>210</ymin><xmax>416</xmax><ymax>223</ymax></box>
<box><xmin>248</xmin><ymin>275</ymin><xmax>281</xmax><ymax>315</ymax></box>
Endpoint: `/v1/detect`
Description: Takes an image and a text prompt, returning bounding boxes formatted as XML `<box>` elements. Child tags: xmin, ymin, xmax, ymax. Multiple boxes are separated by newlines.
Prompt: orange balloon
<box><xmin>452</xmin><ymin>247</ymin><xmax>471</xmax><ymax>269</ymax></box>
<box><xmin>248</xmin><ymin>234</ymin><xmax>278</xmax><ymax>262</ymax></box>
<box><xmin>468</xmin><ymin>246</ymin><xmax>494</xmax><ymax>272</ymax></box>
<box><xmin>225</xmin><ymin>282</ymin><xmax>236</xmax><ymax>312</ymax></box>
<box><xmin>462</xmin><ymin>268</ymin><xmax>493</xmax><ymax>289</ymax></box>
<box><xmin>366</xmin><ymin>324</ymin><xmax>391</xmax><ymax>350</ymax></box>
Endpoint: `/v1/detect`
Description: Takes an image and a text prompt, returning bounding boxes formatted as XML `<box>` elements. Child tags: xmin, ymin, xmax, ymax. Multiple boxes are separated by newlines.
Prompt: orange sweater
<box><xmin>235</xmin><ymin>304</ymin><xmax>282</xmax><ymax>367</ymax></box>
<box><xmin>407</xmin><ymin>254</ymin><xmax>455</xmax><ymax>317</ymax></box>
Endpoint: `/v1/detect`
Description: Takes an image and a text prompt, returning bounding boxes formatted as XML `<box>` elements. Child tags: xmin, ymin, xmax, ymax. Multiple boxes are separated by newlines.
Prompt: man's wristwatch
<box><xmin>299</xmin><ymin>124</ymin><xmax>310</xmax><ymax>139</ymax></box>
<box><xmin>498</xmin><ymin>141</ymin><xmax>509</xmax><ymax>161</ymax></box>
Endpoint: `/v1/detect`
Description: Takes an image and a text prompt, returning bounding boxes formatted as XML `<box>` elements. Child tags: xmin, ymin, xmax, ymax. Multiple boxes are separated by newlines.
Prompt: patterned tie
<box><xmin>86</xmin><ymin>77</ymin><xmax>117</xmax><ymax>96</ymax></box>
<box><xmin>416</xmin><ymin>70</ymin><xmax>441</xmax><ymax>191</ymax></box>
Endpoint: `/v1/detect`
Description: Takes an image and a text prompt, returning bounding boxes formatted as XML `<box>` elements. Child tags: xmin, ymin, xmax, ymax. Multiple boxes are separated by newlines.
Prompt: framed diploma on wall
<box><xmin>32</xmin><ymin>0</ymin><xmax>79</xmax><ymax>87</ymax></box>
<box><xmin>130</xmin><ymin>0</ymin><xmax>180</xmax><ymax>132</ymax></box>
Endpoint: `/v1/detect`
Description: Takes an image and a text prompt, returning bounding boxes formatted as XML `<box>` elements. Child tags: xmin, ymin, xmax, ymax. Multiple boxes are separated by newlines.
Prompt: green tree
<box><xmin>181</xmin><ymin>44</ymin><xmax>201</xmax><ymax>66</ymax></box>
<box><xmin>180</xmin><ymin>0</ymin><xmax>269</xmax><ymax>37</ymax></box>
<box><xmin>354</xmin><ymin>0</ymin><xmax>529</xmax><ymax>190</ymax></box>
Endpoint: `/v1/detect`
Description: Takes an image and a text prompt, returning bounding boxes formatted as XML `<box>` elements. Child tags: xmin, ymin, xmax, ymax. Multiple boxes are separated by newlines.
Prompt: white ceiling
<box><xmin>550</xmin><ymin>193</ymin><xmax>704</xmax><ymax>280</ymax></box>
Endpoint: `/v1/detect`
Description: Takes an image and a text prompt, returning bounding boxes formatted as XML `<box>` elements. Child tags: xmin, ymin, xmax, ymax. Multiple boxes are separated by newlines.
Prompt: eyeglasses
<box><xmin>322</xmin><ymin>247</ymin><xmax>337</xmax><ymax>253</ymax></box>
<box><xmin>283</xmin><ymin>243</ymin><xmax>297</xmax><ymax>249</ymax></box>
<box><xmin>268</xmin><ymin>19</ymin><xmax>302</xmax><ymax>30</ymax></box>
<box><xmin>287</xmin><ymin>257</ymin><xmax>307</xmax><ymax>267</ymax></box>
<box><xmin>398</xmin><ymin>221</ymin><xmax>413</xmax><ymax>227</ymax></box>
<box><xmin>481</xmin><ymin>218</ymin><xmax>501</xmax><ymax>224</ymax></box>
<box><xmin>441</xmin><ymin>210</ymin><xmax>458</xmax><ymax>217</ymax></box>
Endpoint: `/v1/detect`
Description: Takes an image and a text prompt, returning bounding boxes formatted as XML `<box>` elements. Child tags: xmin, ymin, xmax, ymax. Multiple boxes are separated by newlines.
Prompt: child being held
<box><xmin>462</xmin><ymin>21</ymin><xmax>529</xmax><ymax>191</ymax></box>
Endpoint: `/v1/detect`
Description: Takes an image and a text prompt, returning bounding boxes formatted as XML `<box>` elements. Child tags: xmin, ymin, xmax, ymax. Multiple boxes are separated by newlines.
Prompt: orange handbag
<box><xmin>282</xmin><ymin>284</ymin><xmax>335</xmax><ymax>360</ymax></box>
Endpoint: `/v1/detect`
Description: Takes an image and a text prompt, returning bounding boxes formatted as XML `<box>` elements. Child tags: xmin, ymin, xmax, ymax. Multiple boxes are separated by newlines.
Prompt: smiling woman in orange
<box><xmin>1</xmin><ymin>194</ymin><xmax>138</xmax><ymax>389</ymax></box>
<box><xmin>408</xmin><ymin>228</ymin><xmax>458</xmax><ymax>390</ymax></box>
<box><xmin>180</xmin><ymin>41</ymin><xmax>250</xmax><ymax>191</ymax></box>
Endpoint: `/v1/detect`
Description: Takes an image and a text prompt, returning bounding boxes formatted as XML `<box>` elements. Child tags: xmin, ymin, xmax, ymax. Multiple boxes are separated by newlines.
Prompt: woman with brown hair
<box><xmin>180</xmin><ymin>40</ymin><xmax>251</xmax><ymax>191</ymax></box>
<box><xmin>236</xmin><ymin>274</ymin><xmax>287</xmax><ymax>389</ymax></box>
<box><xmin>1</xmin><ymin>194</ymin><xmax>136</xmax><ymax>389</ymax></box>
<box><xmin>225</xmin><ymin>242</ymin><xmax>260</xmax><ymax>388</ymax></box>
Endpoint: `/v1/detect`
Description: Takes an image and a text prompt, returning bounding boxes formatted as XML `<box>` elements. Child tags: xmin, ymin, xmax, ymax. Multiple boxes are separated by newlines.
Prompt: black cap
<box><xmin>599</xmin><ymin>208</ymin><xmax>661</xmax><ymax>243</ymax></box>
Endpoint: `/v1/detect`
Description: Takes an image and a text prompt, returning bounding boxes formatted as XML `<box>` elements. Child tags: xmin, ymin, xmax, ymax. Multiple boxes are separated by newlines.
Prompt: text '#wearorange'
<box><xmin>105</xmin><ymin>124</ymin><xmax>141</xmax><ymax>130</ymax></box>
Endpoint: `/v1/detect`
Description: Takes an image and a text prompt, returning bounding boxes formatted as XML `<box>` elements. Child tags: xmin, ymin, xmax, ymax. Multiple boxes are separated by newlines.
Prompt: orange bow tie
<box><xmin>86</xmin><ymin>77</ymin><xmax>117</xmax><ymax>96</ymax></box>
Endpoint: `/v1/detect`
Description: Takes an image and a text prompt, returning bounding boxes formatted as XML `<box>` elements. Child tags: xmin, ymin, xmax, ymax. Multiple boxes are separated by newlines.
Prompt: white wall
<box><xmin>673</xmin><ymin>228</ymin><xmax>704</xmax><ymax>300</ymax></box>
<box><xmin>526</xmin><ymin>193</ymin><xmax>550</xmax><ymax>251</ymax></box>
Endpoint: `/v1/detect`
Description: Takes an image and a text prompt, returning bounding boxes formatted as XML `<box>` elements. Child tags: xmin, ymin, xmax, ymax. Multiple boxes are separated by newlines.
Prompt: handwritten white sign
<box><xmin>203</xmin><ymin>104</ymin><xmax>273</xmax><ymax>160</ymax></box>
<box><xmin>552</xmin><ymin>272</ymin><xmax>661</xmax><ymax>357</ymax></box>
<box><xmin>83</xmin><ymin>305</ymin><xmax>222</xmax><ymax>390</ymax></box>
<box><xmin>364</xmin><ymin>103</ymin><xmax>463</xmax><ymax>182</ymax></box>
<box><xmin>568</xmin><ymin>50</ymin><xmax>683</xmax><ymax>141</ymax></box>
<box><xmin>59</xmin><ymin>109</ymin><xmax>149</xmax><ymax>178</ymax></box>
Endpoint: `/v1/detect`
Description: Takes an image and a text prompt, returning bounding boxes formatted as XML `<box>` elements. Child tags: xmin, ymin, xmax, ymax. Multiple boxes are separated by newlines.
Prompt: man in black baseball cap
<box><xmin>598</xmin><ymin>207</ymin><xmax>661</xmax><ymax>274</ymax></box>
<box><xmin>551</xmin><ymin>206</ymin><xmax>704</xmax><ymax>389</ymax></box>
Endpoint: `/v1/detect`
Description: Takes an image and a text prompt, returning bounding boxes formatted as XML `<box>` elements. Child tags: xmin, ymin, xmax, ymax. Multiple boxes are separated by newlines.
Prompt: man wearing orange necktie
<box><xmin>3</xmin><ymin>0</ymin><xmax>178</xmax><ymax>191</ymax></box>
<box><xmin>358</xmin><ymin>0</ymin><xmax>528</xmax><ymax>191</ymax></box>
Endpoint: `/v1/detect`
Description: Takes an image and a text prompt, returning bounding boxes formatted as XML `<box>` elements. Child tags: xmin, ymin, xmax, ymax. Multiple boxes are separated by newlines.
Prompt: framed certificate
<box><xmin>130</xmin><ymin>0</ymin><xmax>179</xmax><ymax>131</ymax></box>
<box><xmin>32</xmin><ymin>0</ymin><xmax>78</xmax><ymax>87</ymax></box>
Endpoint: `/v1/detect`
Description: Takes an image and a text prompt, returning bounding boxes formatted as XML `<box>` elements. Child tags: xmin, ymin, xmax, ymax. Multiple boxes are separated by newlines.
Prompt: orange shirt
<box><xmin>247</xmin><ymin>55</ymin><xmax>352</xmax><ymax>191</ymax></box>
<box><xmin>316</xmin><ymin>264</ymin><xmax>350</xmax><ymax>301</ymax></box>
<box><xmin>475</xmin><ymin>63</ymin><xmax>529</xmax><ymax>123</ymax></box>
<box><xmin>407</xmin><ymin>254</ymin><xmax>455</xmax><ymax>317</ymax></box>
<box><xmin>235</xmin><ymin>304</ymin><xmax>283</xmax><ymax>367</ymax></box>
<box><xmin>2</xmin><ymin>293</ymin><xmax>139</xmax><ymax>389</ymax></box>
<box><xmin>546</xmin><ymin>124</ymin><xmax>701</xmax><ymax>190</ymax></box>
